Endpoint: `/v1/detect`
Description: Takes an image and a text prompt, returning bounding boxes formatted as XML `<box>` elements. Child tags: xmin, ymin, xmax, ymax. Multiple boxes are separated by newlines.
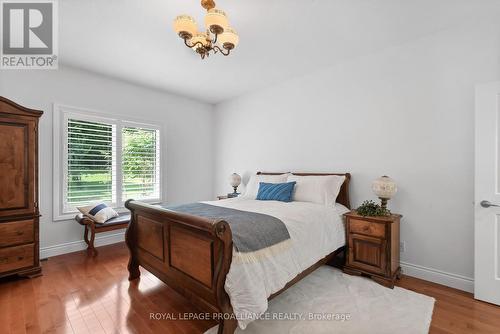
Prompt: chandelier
<box><xmin>173</xmin><ymin>0</ymin><xmax>239</xmax><ymax>59</ymax></box>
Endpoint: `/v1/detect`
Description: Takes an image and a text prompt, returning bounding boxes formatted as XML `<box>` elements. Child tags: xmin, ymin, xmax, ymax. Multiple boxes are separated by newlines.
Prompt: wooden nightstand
<box><xmin>343</xmin><ymin>211</ymin><xmax>402</xmax><ymax>288</ymax></box>
<box><xmin>217</xmin><ymin>194</ymin><xmax>240</xmax><ymax>200</ymax></box>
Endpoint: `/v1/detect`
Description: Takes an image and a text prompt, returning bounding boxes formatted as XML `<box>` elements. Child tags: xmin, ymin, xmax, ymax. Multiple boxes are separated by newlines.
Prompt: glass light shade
<box><xmin>173</xmin><ymin>15</ymin><xmax>197</xmax><ymax>38</ymax></box>
<box><xmin>190</xmin><ymin>32</ymin><xmax>209</xmax><ymax>49</ymax></box>
<box><xmin>229</xmin><ymin>173</ymin><xmax>242</xmax><ymax>188</ymax></box>
<box><xmin>218</xmin><ymin>27</ymin><xmax>239</xmax><ymax>49</ymax></box>
<box><xmin>372</xmin><ymin>176</ymin><xmax>397</xmax><ymax>199</ymax></box>
<box><xmin>205</xmin><ymin>9</ymin><xmax>228</xmax><ymax>34</ymax></box>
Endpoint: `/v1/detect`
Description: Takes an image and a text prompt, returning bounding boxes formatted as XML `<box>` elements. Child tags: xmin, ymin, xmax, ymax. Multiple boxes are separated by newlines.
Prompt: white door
<box><xmin>475</xmin><ymin>82</ymin><xmax>500</xmax><ymax>305</ymax></box>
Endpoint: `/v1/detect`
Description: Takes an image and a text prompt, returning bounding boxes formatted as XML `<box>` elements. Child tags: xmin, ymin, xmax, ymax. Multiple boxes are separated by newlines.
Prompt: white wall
<box><xmin>214</xmin><ymin>21</ymin><xmax>500</xmax><ymax>291</ymax></box>
<box><xmin>0</xmin><ymin>66</ymin><xmax>214</xmax><ymax>257</ymax></box>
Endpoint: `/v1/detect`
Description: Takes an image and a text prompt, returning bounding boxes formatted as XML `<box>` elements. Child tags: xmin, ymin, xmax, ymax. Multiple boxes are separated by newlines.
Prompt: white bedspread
<box><xmin>203</xmin><ymin>198</ymin><xmax>348</xmax><ymax>329</ymax></box>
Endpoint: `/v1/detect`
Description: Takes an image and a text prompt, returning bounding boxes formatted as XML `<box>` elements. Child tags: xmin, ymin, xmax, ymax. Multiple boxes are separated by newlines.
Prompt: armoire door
<box><xmin>0</xmin><ymin>116</ymin><xmax>36</xmax><ymax>218</ymax></box>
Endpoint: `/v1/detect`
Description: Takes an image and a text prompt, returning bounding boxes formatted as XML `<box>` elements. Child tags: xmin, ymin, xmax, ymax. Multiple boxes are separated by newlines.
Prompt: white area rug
<box><xmin>206</xmin><ymin>266</ymin><xmax>434</xmax><ymax>334</ymax></box>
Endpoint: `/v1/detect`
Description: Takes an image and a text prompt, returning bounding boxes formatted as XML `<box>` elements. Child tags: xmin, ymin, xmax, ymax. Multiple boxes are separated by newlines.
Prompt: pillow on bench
<box><xmin>77</xmin><ymin>203</ymin><xmax>118</xmax><ymax>224</ymax></box>
<box><xmin>75</xmin><ymin>213</ymin><xmax>130</xmax><ymax>227</ymax></box>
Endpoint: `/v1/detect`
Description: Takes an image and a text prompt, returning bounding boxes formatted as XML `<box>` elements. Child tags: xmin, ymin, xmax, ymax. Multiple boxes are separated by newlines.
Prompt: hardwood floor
<box><xmin>0</xmin><ymin>242</ymin><xmax>499</xmax><ymax>334</ymax></box>
<box><xmin>397</xmin><ymin>274</ymin><xmax>500</xmax><ymax>333</ymax></box>
<box><xmin>0</xmin><ymin>243</ymin><xmax>215</xmax><ymax>334</ymax></box>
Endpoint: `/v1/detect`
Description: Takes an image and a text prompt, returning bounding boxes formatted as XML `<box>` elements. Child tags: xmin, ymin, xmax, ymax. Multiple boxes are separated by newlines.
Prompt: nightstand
<box><xmin>343</xmin><ymin>211</ymin><xmax>402</xmax><ymax>288</ymax></box>
<box><xmin>217</xmin><ymin>194</ymin><xmax>240</xmax><ymax>200</ymax></box>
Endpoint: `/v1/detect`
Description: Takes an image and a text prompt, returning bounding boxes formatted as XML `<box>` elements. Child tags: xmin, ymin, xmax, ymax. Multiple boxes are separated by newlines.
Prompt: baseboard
<box><xmin>40</xmin><ymin>232</ymin><xmax>125</xmax><ymax>259</ymax></box>
<box><xmin>401</xmin><ymin>261</ymin><xmax>474</xmax><ymax>293</ymax></box>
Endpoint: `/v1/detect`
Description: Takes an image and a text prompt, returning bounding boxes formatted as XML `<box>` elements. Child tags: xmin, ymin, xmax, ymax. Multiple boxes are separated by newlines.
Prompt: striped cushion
<box><xmin>77</xmin><ymin>202</ymin><xmax>118</xmax><ymax>224</ymax></box>
<box><xmin>256</xmin><ymin>182</ymin><xmax>296</xmax><ymax>202</ymax></box>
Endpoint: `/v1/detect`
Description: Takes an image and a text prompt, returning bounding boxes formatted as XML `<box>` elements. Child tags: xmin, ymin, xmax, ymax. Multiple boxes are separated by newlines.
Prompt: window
<box><xmin>54</xmin><ymin>105</ymin><xmax>162</xmax><ymax>220</ymax></box>
<box><xmin>122</xmin><ymin>126</ymin><xmax>161</xmax><ymax>201</ymax></box>
<box><xmin>66</xmin><ymin>119</ymin><xmax>116</xmax><ymax>208</ymax></box>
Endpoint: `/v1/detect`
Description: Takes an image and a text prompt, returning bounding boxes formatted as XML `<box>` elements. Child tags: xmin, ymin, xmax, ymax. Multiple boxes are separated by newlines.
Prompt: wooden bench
<box><xmin>75</xmin><ymin>213</ymin><xmax>130</xmax><ymax>256</ymax></box>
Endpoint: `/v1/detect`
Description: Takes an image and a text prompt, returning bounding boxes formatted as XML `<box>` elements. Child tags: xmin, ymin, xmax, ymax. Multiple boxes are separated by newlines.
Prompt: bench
<box><xmin>75</xmin><ymin>213</ymin><xmax>130</xmax><ymax>256</ymax></box>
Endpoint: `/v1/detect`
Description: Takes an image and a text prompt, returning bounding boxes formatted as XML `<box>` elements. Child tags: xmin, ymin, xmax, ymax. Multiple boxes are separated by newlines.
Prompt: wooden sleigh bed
<box><xmin>125</xmin><ymin>172</ymin><xmax>351</xmax><ymax>334</ymax></box>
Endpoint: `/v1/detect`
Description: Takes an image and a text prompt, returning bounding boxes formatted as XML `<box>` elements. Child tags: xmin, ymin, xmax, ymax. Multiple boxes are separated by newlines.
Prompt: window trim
<box><xmin>53</xmin><ymin>103</ymin><xmax>164</xmax><ymax>221</ymax></box>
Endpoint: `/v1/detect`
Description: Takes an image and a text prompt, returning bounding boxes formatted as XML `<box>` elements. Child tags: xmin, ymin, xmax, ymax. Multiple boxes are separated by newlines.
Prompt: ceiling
<box><xmin>60</xmin><ymin>0</ymin><xmax>500</xmax><ymax>104</ymax></box>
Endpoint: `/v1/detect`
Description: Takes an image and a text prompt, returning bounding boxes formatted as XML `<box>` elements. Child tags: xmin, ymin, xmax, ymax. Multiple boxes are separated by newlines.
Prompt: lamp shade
<box><xmin>205</xmin><ymin>8</ymin><xmax>228</xmax><ymax>34</ymax></box>
<box><xmin>173</xmin><ymin>15</ymin><xmax>197</xmax><ymax>39</ymax></box>
<box><xmin>190</xmin><ymin>32</ymin><xmax>208</xmax><ymax>51</ymax></box>
<box><xmin>372</xmin><ymin>176</ymin><xmax>397</xmax><ymax>199</ymax></box>
<box><xmin>218</xmin><ymin>27</ymin><xmax>239</xmax><ymax>49</ymax></box>
<box><xmin>229</xmin><ymin>173</ymin><xmax>242</xmax><ymax>188</ymax></box>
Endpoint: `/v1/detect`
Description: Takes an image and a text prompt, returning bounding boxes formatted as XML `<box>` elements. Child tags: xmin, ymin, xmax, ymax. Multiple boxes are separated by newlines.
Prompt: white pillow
<box><xmin>287</xmin><ymin>174</ymin><xmax>346</xmax><ymax>206</ymax></box>
<box><xmin>243</xmin><ymin>173</ymin><xmax>289</xmax><ymax>199</ymax></box>
<box><xmin>335</xmin><ymin>203</ymin><xmax>351</xmax><ymax>215</ymax></box>
<box><xmin>77</xmin><ymin>202</ymin><xmax>118</xmax><ymax>224</ymax></box>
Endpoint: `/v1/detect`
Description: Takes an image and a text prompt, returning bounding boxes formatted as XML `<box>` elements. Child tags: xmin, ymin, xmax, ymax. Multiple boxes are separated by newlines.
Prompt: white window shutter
<box><xmin>121</xmin><ymin>126</ymin><xmax>161</xmax><ymax>202</ymax></box>
<box><xmin>65</xmin><ymin>118</ymin><xmax>117</xmax><ymax>211</ymax></box>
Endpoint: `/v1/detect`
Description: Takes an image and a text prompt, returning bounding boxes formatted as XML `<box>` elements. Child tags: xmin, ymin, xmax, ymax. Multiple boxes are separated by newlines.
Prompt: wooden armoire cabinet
<box><xmin>0</xmin><ymin>97</ymin><xmax>43</xmax><ymax>278</ymax></box>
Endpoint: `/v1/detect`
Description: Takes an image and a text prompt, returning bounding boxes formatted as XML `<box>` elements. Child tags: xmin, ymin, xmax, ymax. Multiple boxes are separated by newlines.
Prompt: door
<box><xmin>0</xmin><ymin>116</ymin><xmax>36</xmax><ymax>218</ymax></box>
<box><xmin>348</xmin><ymin>234</ymin><xmax>386</xmax><ymax>275</ymax></box>
<box><xmin>475</xmin><ymin>82</ymin><xmax>500</xmax><ymax>305</ymax></box>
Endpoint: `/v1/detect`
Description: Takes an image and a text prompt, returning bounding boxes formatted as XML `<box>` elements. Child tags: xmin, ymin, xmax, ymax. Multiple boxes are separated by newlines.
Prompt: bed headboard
<box><xmin>256</xmin><ymin>172</ymin><xmax>351</xmax><ymax>209</ymax></box>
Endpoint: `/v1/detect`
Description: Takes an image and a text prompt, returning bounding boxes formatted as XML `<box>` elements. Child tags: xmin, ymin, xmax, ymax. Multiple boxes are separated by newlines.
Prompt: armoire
<box><xmin>0</xmin><ymin>96</ymin><xmax>43</xmax><ymax>278</ymax></box>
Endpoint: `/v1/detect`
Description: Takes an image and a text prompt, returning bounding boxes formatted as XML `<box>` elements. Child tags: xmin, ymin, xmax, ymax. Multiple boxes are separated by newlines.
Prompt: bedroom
<box><xmin>0</xmin><ymin>0</ymin><xmax>499</xmax><ymax>333</ymax></box>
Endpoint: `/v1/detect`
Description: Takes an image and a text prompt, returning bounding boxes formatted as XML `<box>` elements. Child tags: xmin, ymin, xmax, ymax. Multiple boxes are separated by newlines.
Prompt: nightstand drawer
<box><xmin>0</xmin><ymin>220</ymin><xmax>34</xmax><ymax>247</ymax></box>
<box><xmin>349</xmin><ymin>219</ymin><xmax>385</xmax><ymax>238</ymax></box>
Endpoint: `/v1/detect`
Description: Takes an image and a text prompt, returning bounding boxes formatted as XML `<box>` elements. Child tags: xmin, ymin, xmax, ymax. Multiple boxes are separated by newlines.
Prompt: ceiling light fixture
<box><xmin>173</xmin><ymin>0</ymin><xmax>239</xmax><ymax>59</ymax></box>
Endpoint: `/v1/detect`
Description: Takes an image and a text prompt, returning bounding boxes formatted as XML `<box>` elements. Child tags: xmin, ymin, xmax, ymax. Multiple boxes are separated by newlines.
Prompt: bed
<box><xmin>125</xmin><ymin>172</ymin><xmax>351</xmax><ymax>334</ymax></box>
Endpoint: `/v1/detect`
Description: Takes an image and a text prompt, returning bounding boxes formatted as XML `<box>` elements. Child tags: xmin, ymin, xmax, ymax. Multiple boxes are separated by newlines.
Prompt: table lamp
<box><xmin>228</xmin><ymin>173</ymin><xmax>241</xmax><ymax>198</ymax></box>
<box><xmin>372</xmin><ymin>175</ymin><xmax>397</xmax><ymax>210</ymax></box>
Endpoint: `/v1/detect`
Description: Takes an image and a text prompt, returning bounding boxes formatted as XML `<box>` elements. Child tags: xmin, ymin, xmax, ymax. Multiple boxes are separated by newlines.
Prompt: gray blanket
<box><xmin>162</xmin><ymin>203</ymin><xmax>290</xmax><ymax>253</ymax></box>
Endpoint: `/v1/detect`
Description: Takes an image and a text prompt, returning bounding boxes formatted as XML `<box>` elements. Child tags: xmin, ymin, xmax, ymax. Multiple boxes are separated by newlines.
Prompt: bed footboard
<box><xmin>124</xmin><ymin>200</ymin><xmax>237</xmax><ymax>334</ymax></box>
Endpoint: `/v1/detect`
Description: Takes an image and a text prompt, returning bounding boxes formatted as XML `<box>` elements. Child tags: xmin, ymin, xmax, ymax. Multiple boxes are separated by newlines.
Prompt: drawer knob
<box><xmin>0</xmin><ymin>257</ymin><xmax>8</xmax><ymax>263</ymax></box>
<box><xmin>363</xmin><ymin>226</ymin><xmax>370</xmax><ymax>231</ymax></box>
<box><xmin>16</xmin><ymin>231</ymin><xmax>24</xmax><ymax>236</ymax></box>
<box><xmin>17</xmin><ymin>256</ymin><xmax>24</xmax><ymax>261</ymax></box>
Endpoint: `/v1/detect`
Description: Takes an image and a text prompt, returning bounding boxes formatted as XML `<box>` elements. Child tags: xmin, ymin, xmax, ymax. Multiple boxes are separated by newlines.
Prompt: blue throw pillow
<box><xmin>256</xmin><ymin>182</ymin><xmax>296</xmax><ymax>202</ymax></box>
